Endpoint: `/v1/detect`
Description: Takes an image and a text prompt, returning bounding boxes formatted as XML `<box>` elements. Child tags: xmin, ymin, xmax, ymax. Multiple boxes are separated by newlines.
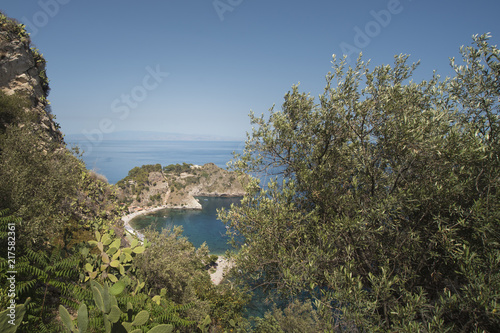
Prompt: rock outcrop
<box><xmin>117</xmin><ymin>163</ymin><xmax>249</xmax><ymax>211</ymax></box>
<box><xmin>0</xmin><ymin>13</ymin><xmax>63</xmax><ymax>143</ymax></box>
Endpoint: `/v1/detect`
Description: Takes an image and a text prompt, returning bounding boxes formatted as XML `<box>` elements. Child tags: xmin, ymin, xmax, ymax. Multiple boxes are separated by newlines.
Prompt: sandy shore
<box><xmin>121</xmin><ymin>205</ymin><xmax>170</xmax><ymax>240</ymax></box>
<box><xmin>209</xmin><ymin>256</ymin><xmax>235</xmax><ymax>285</ymax></box>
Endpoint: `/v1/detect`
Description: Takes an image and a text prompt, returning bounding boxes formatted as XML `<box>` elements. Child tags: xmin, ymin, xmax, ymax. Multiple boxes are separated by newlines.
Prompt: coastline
<box><xmin>121</xmin><ymin>199</ymin><xmax>204</xmax><ymax>238</ymax></box>
<box><xmin>121</xmin><ymin>205</ymin><xmax>170</xmax><ymax>240</ymax></box>
<box><xmin>121</xmin><ymin>204</ymin><xmax>234</xmax><ymax>285</ymax></box>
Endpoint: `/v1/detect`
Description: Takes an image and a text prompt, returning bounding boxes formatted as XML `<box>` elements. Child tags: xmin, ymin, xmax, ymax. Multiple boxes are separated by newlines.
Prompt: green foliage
<box><xmin>59</xmin><ymin>303</ymin><xmax>88</xmax><ymax>333</ymax></box>
<box><xmin>32</xmin><ymin>46</ymin><xmax>51</xmax><ymax>97</ymax></box>
<box><xmin>133</xmin><ymin>227</ymin><xmax>208</xmax><ymax>303</ymax></box>
<box><xmin>85</xmin><ymin>230</ymin><xmax>147</xmax><ymax>284</ymax></box>
<box><xmin>253</xmin><ymin>300</ymin><xmax>323</xmax><ymax>333</ymax></box>
<box><xmin>220</xmin><ymin>34</ymin><xmax>500</xmax><ymax>331</ymax></box>
<box><xmin>149</xmin><ymin>194</ymin><xmax>162</xmax><ymax>203</ymax></box>
<box><xmin>9</xmin><ymin>248</ymin><xmax>85</xmax><ymax>328</ymax></box>
<box><xmin>0</xmin><ymin>11</ymin><xmax>29</xmax><ymax>42</ymax></box>
<box><xmin>0</xmin><ymin>235</ymin><xmax>87</xmax><ymax>330</ymax></box>
<box><xmin>116</xmin><ymin>164</ymin><xmax>163</xmax><ymax>201</ymax></box>
<box><xmin>60</xmin><ymin>280</ymin><xmax>175</xmax><ymax>333</ymax></box>
<box><xmin>0</xmin><ymin>91</ymin><xmax>32</xmax><ymax>139</ymax></box>
<box><xmin>0</xmin><ymin>92</ymin><xmax>124</xmax><ymax>250</ymax></box>
<box><xmin>163</xmin><ymin>163</ymin><xmax>193</xmax><ymax>175</ymax></box>
<box><xmin>118</xmin><ymin>164</ymin><xmax>162</xmax><ymax>187</ymax></box>
<box><xmin>0</xmin><ymin>298</ymin><xmax>30</xmax><ymax>333</ymax></box>
<box><xmin>193</xmin><ymin>277</ymin><xmax>251</xmax><ymax>330</ymax></box>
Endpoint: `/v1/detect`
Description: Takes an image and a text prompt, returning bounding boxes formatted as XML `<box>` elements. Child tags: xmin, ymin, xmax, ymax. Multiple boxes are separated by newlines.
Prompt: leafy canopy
<box><xmin>220</xmin><ymin>33</ymin><xmax>500</xmax><ymax>332</ymax></box>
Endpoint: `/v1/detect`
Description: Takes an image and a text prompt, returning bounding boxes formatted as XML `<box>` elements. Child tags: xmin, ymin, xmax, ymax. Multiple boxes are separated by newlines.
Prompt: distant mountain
<box><xmin>65</xmin><ymin>130</ymin><xmax>244</xmax><ymax>142</ymax></box>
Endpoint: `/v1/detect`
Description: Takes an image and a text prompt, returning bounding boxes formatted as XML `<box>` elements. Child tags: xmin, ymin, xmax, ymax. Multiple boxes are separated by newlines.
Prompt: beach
<box><xmin>209</xmin><ymin>256</ymin><xmax>235</xmax><ymax>285</ymax></box>
<box><xmin>121</xmin><ymin>205</ymin><xmax>170</xmax><ymax>240</ymax></box>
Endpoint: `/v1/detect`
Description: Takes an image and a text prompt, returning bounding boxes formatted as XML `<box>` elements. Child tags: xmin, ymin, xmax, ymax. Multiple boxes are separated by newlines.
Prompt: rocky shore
<box><xmin>117</xmin><ymin>163</ymin><xmax>248</xmax><ymax>212</ymax></box>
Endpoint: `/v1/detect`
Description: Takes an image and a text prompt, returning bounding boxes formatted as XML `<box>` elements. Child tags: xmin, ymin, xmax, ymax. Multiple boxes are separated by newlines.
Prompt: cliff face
<box><xmin>0</xmin><ymin>13</ymin><xmax>63</xmax><ymax>143</ymax></box>
<box><xmin>0</xmin><ymin>13</ymin><xmax>125</xmax><ymax>240</ymax></box>
<box><xmin>117</xmin><ymin>163</ymin><xmax>249</xmax><ymax>210</ymax></box>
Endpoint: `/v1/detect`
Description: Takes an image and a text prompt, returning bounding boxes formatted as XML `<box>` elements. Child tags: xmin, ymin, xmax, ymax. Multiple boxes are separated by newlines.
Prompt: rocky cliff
<box><xmin>0</xmin><ymin>12</ymin><xmax>63</xmax><ymax>143</ymax></box>
<box><xmin>117</xmin><ymin>163</ymin><xmax>249</xmax><ymax>210</ymax></box>
<box><xmin>0</xmin><ymin>13</ymin><xmax>124</xmax><ymax>236</ymax></box>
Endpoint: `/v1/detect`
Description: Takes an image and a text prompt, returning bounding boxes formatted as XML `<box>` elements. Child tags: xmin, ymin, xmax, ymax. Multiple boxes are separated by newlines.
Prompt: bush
<box><xmin>220</xmin><ymin>34</ymin><xmax>500</xmax><ymax>331</ymax></box>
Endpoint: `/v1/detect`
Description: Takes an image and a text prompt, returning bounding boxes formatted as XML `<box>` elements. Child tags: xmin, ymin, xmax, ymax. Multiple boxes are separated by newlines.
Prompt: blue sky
<box><xmin>2</xmin><ymin>0</ymin><xmax>500</xmax><ymax>140</ymax></box>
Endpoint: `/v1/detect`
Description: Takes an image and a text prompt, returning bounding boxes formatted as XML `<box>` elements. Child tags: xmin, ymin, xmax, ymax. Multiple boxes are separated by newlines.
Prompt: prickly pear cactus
<box><xmin>85</xmin><ymin>231</ymin><xmax>147</xmax><ymax>283</ymax></box>
<box><xmin>59</xmin><ymin>303</ymin><xmax>88</xmax><ymax>333</ymax></box>
<box><xmin>59</xmin><ymin>280</ymin><xmax>174</xmax><ymax>333</ymax></box>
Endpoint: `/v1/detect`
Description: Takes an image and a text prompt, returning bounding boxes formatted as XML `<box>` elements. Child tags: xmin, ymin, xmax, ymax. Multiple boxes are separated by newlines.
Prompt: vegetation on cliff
<box><xmin>116</xmin><ymin>163</ymin><xmax>248</xmax><ymax>209</ymax></box>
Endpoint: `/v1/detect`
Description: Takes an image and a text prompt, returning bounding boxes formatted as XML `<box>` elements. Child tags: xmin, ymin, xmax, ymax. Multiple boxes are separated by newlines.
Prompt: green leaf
<box><xmin>112</xmin><ymin>248</ymin><xmax>121</xmax><ymax>260</ymax></box>
<box><xmin>134</xmin><ymin>281</ymin><xmax>145</xmax><ymax>294</ymax></box>
<box><xmin>103</xmin><ymin>314</ymin><xmax>111</xmax><ymax>333</ymax></box>
<box><xmin>123</xmin><ymin>252</ymin><xmax>133</xmax><ymax>262</ymax></box>
<box><xmin>95</xmin><ymin>230</ymin><xmax>101</xmax><ymax>242</ymax></box>
<box><xmin>108</xmin><ymin>273</ymin><xmax>118</xmax><ymax>282</ymax></box>
<box><xmin>107</xmin><ymin>246</ymin><xmax>118</xmax><ymax>256</ymax></box>
<box><xmin>59</xmin><ymin>305</ymin><xmax>75</xmax><ymax>332</ymax></box>
<box><xmin>85</xmin><ymin>263</ymin><xmax>93</xmax><ymax>272</ymax></box>
<box><xmin>132</xmin><ymin>310</ymin><xmax>150</xmax><ymax>326</ymax></box>
<box><xmin>109</xmin><ymin>281</ymin><xmax>126</xmax><ymax>296</ymax></box>
<box><xmin>80</xmin><ymin>247</ymin><xmax>90</xmax><ymax>256</ymax></box>
<box><xmin>101</xmin><ymin>233</ymin><xmax>112</xmax><ymax>246</ymax></box>
<box><xmin>132</xmin><ymin>246</ymin><xmax>145</xmax><ymax>254</ymax></box>
<box><xmin>102</xmin><ymin>252</ymin><xmax>110</xmax><ymax>264</ymax></box>
<box><xmin>77</xmin><ymin>303</ymin><xmax>88</xmax><ymax>333</ymax></box>
<box><xmin>110</xmin><ymin>238</ymin><xmax>121</xmax><ymax>250</ymax></box>
<box><xmin>108</xmin><ymin>305</ymin><xmax>122</xmax><ymax>323</ymax></box>
<box><xmin>122</xmin><ymin>247</ymin><xmax>132</xmax><ymax>255</ymax></box>
<box><xmin>130</xmin><ymin>239</ymin><xmax>139</xmax><ymax>248</ymax></box>
<box><xmin>122</xmin><ymin>322</ymin><xmax>132</xmax><ymax>331</ymax></box>
<box><xmin>92</xmin><ymin>286</ymin><xmax>104</xmax><ymax>312</ymax></box>
<box><xmin>102</xmin><ymin>283</ymin><xmax>111</xmax><ymax>313</ymax></box>
<box><xmin>110</xmin><ymin>260</ymin><xmax>120</xmax><ymax>268</ymax></box>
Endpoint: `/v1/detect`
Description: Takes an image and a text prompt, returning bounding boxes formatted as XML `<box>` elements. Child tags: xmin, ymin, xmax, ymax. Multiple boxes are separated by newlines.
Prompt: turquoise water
<box><xmin>129</xmin><ymin>196</ymin><xmax>242</xmax><ymax>255</ymax></box>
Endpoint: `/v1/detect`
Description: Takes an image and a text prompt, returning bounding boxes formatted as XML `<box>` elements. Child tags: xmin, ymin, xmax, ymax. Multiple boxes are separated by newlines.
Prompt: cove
<box><xmin>129</xmin><ymin>196</ymin><xmax>242</xmax><ymax>255</ymax></box>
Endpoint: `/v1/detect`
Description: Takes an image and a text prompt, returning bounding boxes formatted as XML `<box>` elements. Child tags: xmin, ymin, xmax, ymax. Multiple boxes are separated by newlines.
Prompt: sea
<box><xmin>69</xmin><ymin>140</ymin><xmax>246</xmax><ymax>185</ymax></box>
<box><xmin>68</xmin><ymin>139</ymin><xmax>246</xmax><ymax>254</ymax></box>
<box><xmin>130</xmin><ymin>196</ymin><xmax>243</xmax><ymax>255</ymax></box>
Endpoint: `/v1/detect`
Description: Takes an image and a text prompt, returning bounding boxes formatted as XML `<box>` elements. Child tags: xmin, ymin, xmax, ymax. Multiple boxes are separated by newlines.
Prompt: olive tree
<box><xmin>220</xmin><ymin>34</ymin><xmax>500</xmax><ymax>332</ymax></box>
